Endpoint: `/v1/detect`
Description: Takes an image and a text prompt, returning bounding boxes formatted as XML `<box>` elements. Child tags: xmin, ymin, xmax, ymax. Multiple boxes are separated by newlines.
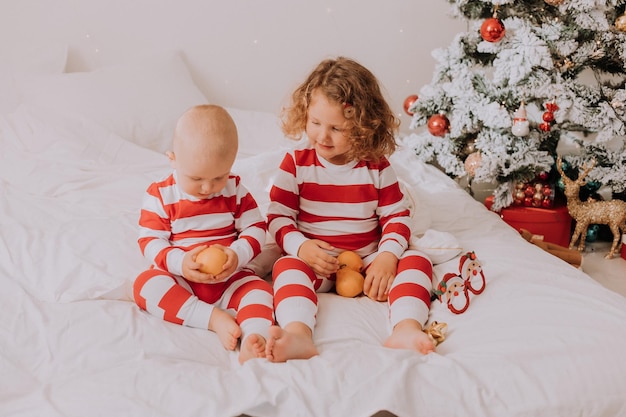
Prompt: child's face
<box><xmin>171</xmin><ymin>147</ymin><xmax>233</xmax><ymax>199</ymax></box>
<box><xmin>306</xmin><ymin>90</ymin><xmax>352</xmax><ymax>165</ymax></box>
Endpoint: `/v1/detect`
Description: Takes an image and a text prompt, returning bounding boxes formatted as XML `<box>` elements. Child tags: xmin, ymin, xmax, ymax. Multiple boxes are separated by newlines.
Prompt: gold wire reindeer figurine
<box><xmin>556</xmin><ymin>156</ymin><xmax>626</xmax><ymax>259</ymax></box>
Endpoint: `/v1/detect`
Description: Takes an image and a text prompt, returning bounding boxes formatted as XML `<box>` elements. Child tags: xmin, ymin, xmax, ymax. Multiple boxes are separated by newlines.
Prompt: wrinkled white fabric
<box><xmin>1</xmin><ymin>106</ymin><xmax>626</xmax><ymax>417</ymax></box>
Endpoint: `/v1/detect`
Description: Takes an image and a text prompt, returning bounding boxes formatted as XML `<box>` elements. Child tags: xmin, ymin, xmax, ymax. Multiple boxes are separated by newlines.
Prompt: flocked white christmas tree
<box><xmin>406</xmin><ymin>0</ymin><xmax>626</xmax><ymax>211</ymax></box>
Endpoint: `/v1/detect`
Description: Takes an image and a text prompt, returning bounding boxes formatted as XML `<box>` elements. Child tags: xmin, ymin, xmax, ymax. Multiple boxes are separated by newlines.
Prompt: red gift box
<box><xmin>621</xmin><ymin>235</ymin><xmax>626</xmax><ymax>261</ymax></box>
<box><xmin>485</xmin><ymin>196</ymin><xmax>572</xmax><ymax>247</ymax></box>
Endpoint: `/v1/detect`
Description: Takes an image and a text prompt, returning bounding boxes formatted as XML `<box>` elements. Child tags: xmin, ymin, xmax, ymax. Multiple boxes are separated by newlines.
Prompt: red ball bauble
<box><xmin>542</xmin><ymin>185</ymin><xmax>553</xmax><ymax>196</ymax></box>
<box><xmin>542</xmin><ymin>111</ymin><xmax>555</xmax><ymax>123</ymax></box>
<box><xmin>403</xmin><ymin>94</ymin><xmax>418</xmax><ymax>115</ymax></box>
<box><xmin>542</xmin><ymin>198</ymin><xmax>554</xmax><ymax>209</ymax></box>
<box><xmin>480</xmin><ymin>17</ymin><xmax>506</xmax><ymax>42</ymax></box>
<box><xmin>427</xmin><ymin>113</ymin><xmax>450</xmax><ymax>137</ymax></box>
<box><xmin>539</xmin><ymin>122</ymin><xmax>551</xmax><ymax>132</ymax></box>
<box><xmin>524</xmin><ymin>185</ymin><xmax>534</xmax><ymax>197</ymax></box>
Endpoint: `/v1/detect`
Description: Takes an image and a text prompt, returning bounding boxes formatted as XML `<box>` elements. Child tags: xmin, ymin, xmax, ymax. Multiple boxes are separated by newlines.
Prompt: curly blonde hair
<box><xmin>281</xmin><ymin>57</ymin><xmax>400</xmax><ymax>162</ymax></box>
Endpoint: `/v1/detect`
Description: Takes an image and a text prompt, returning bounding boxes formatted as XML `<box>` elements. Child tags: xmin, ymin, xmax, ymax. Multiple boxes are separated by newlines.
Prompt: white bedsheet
<box><xmin>2</xmin><ymin>105</ymin><xmax>626</xmax><ymax>417</ymax></box>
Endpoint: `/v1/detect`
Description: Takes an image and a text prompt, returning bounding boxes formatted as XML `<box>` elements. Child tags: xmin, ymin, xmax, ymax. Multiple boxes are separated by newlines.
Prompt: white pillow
<box><xmin>0</xmin><ymin>106</ymin><xmax>168</xmax><ymax>303</ymax></box>
<box><xmin>20</xmin><ymin>51</ymin><xmax>208</xmax><ymax>153</ymax></box>
<box><xmin>410</xmin><ymin>229</ymin><xmax>462</xmax><ymax>265</ymax></box>
<box><xmin>226</xmin><ymin>106</ymin><xmax>295</xmax><ymax>158</ymax></box>
<box><xmin>0</xmin><ymin>43</ymin><xmax>68</xmax><ymax>114</ymax></box>
<box><xmin>398</xmin><ymin>178</ymin><xmax>431</xmax><ymax>236</ymax></box>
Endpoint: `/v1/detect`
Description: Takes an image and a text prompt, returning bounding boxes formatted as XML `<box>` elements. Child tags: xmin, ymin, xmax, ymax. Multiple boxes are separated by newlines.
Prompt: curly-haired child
<box><xmin>265</xmin><ymin>57</ymin><xmax>435</xmax><ymax>362</ymax></box>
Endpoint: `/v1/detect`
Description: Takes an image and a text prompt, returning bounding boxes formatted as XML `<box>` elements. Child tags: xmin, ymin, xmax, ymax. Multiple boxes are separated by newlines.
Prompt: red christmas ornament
<box><xmin>480</xmin><ymin>17</ymin><xmax>506</xmax><ymax>42</ymax></box>
<box><xmin>539</xmin><ymin>122</ymin><xmax>552</xmax><ymax>132</ymax></box>
<box><xmin>545</xmin><ymin>102</ymin><xmax>559</xmax><ymax>112</ymax></box>
<box><xmin>542</xmin><ymin>111</ymin><xmax>555</xmax><ymax>123</ymax></box>
<box><xmin>524</xmin><ymin>185</ymin><xmax>535</xmax><ymax>197</ymax></box>
<box><xmin>539</xmin><ymin>100</ymin><xmax>559</xmax><ymax>132</ymax></box>
<box><xmin>403</xmin><ymin>94</ymin><xmax>418</xmax><ymax>116</ymax></box>
<box><xmin>542</xmin><ymin>185</ymin><xmax>553</xmax><ymax>197</ymax></box>
<box><xmin>513</xmin><ymin>177</ymin><xmax>555</xmax><ymax>209</ymax></box>
<box><xmin>427</xmin><ymin>113</ymin><xmax>450</xmax><ymax>137</ymax></box>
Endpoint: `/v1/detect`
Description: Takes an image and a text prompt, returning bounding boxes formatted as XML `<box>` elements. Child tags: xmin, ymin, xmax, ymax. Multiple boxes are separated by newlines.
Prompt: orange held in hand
<box><xmin>196</xmin><ymin>246</ymin><xmax>227</xmax><ymax>275</ymax></box>
<box><xmin>335</xmin><ymin>251</ymin><xmax>365</xmax><ymax>298</ymax></box>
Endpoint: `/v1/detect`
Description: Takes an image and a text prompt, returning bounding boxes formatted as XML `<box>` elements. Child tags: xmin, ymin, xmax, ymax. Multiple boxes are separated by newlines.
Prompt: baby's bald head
<box><xmin>172</xmin><ymin>104</ymin><xmax>238</xmax><ymax>164</ymax></box>
<box><xmin>168</xmin><ymin>105</ymin><xmax>239</xmax><ymax>198</ymax></box>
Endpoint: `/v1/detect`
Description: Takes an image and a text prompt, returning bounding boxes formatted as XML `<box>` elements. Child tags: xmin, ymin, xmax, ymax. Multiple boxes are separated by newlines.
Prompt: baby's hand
<box><xmin>298</xmin><ymin>239</ymin><xmax>339</xmax><ymax>277</ymax></box>
<box><xmin>210</xmin><ymin>244</ymin><xmax>238</xmax><ymax>282</ymax></box>
<box><xmin>364</xmin><ymin>251</ymin><xmax>397</xmax><ymax>301</ymax></box>
<box><xmin>182</xmin><ymin>245</ymin><xmax>214</xmax><ymax>283</ymax></box>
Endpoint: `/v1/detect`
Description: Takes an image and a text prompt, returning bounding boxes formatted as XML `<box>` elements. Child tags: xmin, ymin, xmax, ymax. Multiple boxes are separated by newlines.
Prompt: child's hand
<box><xmin>211</xmin><ymin>244</ymin><xmax>238</xmax><ymax>282</ymax></box>
<box><xmin>364</xmin><ymin>251</ymin><xmax>398</xmax><ymax>301</ymax></box>
<box><xmin>182</xmin><ymin>245</ymin><xmax>214</xmax><ymax>283</ymax></box>
<box><xmin>297</xmin><ymin>239</ymin><xmax>339</xmax><ymax>277</ymax></box>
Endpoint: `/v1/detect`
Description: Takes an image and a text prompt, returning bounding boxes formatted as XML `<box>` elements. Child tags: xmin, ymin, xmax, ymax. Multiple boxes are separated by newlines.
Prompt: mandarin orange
<box><xmin>337</xmin><ymin>250</ymin><xmax>363</xmax><ymax>272</ymax></box>
<box><xmin>196</xmin><ymin>246</ymin><xmax>227</xmax><ymax>275</ymax></box>
<box><xmin>335</xmin><ymin>267</ymin><xmax>365</xmax><ymax>298</ymax></box>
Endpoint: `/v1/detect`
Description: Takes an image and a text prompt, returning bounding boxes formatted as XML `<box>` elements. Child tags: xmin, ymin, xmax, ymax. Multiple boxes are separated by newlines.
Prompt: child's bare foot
<box><xmin>265</xmin><ymin>323</ymin><xmax>318</xmax><ymax>362</ymax></box>
<box><xmin>384</xmin><ymin>319</ymin><xmax>435</xmax><ymax>355</ymax></box>
<box><xmin>238</xmin><ymin>334</ymin><xmax>267</xmax><ymax>364</ymax></box>
<box><xmin>208</xmin><ymin>308</ymin><xmax>241</xmax><ymax>350</ymax></box>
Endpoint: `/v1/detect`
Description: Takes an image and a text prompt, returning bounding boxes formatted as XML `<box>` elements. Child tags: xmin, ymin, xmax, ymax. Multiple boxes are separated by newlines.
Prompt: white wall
<box><xmin>0</xmin><ymin>0</ymin><xmax>465</xmax><ymax>133</ymax></box>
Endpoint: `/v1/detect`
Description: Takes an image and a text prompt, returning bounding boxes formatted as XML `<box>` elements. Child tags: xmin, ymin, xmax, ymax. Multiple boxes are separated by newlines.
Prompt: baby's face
<box><xmin>174</xmin><ymin>147</ymin><xmax>233</xmax><ymax>199</ymax></box>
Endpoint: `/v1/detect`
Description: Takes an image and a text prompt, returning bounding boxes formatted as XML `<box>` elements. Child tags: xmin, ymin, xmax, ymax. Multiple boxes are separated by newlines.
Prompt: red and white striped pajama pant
<box><xmin>272</xmin><ymin>250</ymin><xmax>432</xmax><ymax>332</ymax></box>
<box><xmin>133</xmin><ymin>268</ymin><xmax>274</xmax><ymax>340</ymax></box>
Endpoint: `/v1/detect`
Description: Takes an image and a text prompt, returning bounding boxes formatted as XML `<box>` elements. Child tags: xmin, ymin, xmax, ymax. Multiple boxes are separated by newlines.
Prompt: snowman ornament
<box><xmin>511</xmin><ymin>102</ymin><xmax>530</xmax><ymax>137</ymax></box>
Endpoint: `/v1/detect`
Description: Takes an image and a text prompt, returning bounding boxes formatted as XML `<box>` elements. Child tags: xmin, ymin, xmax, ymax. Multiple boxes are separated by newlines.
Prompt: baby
<box><xmin>133</xmin><ymin>104</ymin><xmax>274</xmax><ymax>364</ymax></box>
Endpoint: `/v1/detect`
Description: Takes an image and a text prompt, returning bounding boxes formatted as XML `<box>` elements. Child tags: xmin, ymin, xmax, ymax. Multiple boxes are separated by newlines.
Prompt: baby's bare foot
<box><xmin>265</xmin><ymin>324</ymin><xmax>318</xmax><ymax>363</ymax></box>
<box><xmin>239</xmin><ymin>334</ymin><xmax>267</xmax><ymax>364</ymax></box>
<box><xmin>384</xmin><ymin>319</ymin><xmax>435</xmax><ymax>355</ymax></box>
<box><xmin>208</xmin><ymin>308</ymin><xmax>241</xmax><ymax>350</ymax></box>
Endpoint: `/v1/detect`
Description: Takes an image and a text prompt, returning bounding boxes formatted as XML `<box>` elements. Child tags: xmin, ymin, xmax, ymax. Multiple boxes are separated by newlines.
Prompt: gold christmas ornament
<box><xmin>425</xmin><ymin>321</ymin><xmax>448</xmax><ymax>346</ymax></box>
<box><xmin>556</xmin><ymin>57</ymin><xmax>575</xmax><ymax>72</ymax></box>
<box><xmin>462</xmin><ymin>137</ymin><xmax>477</xmax><ymax>156</ymax></box>
<box><xmin>464</xmin><ymin>151</ymin><xmax>482</xmax><ymax>177</ymax></box>
<box><xmin>616</xmin><ymin>13</ymin><xmax>626</xmax><ymax>32</ymax></box>
<box><xmin>556</xmin><ymin>157</ymin><xmax>626</xmax><ymax>259</ymax></box>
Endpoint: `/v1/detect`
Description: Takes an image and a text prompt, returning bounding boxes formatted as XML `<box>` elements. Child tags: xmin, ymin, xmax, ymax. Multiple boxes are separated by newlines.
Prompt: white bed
<box><xmin>2</xmin><ymin>48</ymin><xmax>626</xmax><ymax>417</ymax></box>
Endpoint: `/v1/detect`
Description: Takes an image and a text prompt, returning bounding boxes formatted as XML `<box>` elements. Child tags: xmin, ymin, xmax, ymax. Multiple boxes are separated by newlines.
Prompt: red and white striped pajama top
<box><xmin>133</xmin><ymin>171</ymin><xmax>273</xmax><ymax>334</ymax></box>
<box><xmin>267</xmin><ymin>146</ymin><xmax>432</xmax><ymax>330</ymax></box>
